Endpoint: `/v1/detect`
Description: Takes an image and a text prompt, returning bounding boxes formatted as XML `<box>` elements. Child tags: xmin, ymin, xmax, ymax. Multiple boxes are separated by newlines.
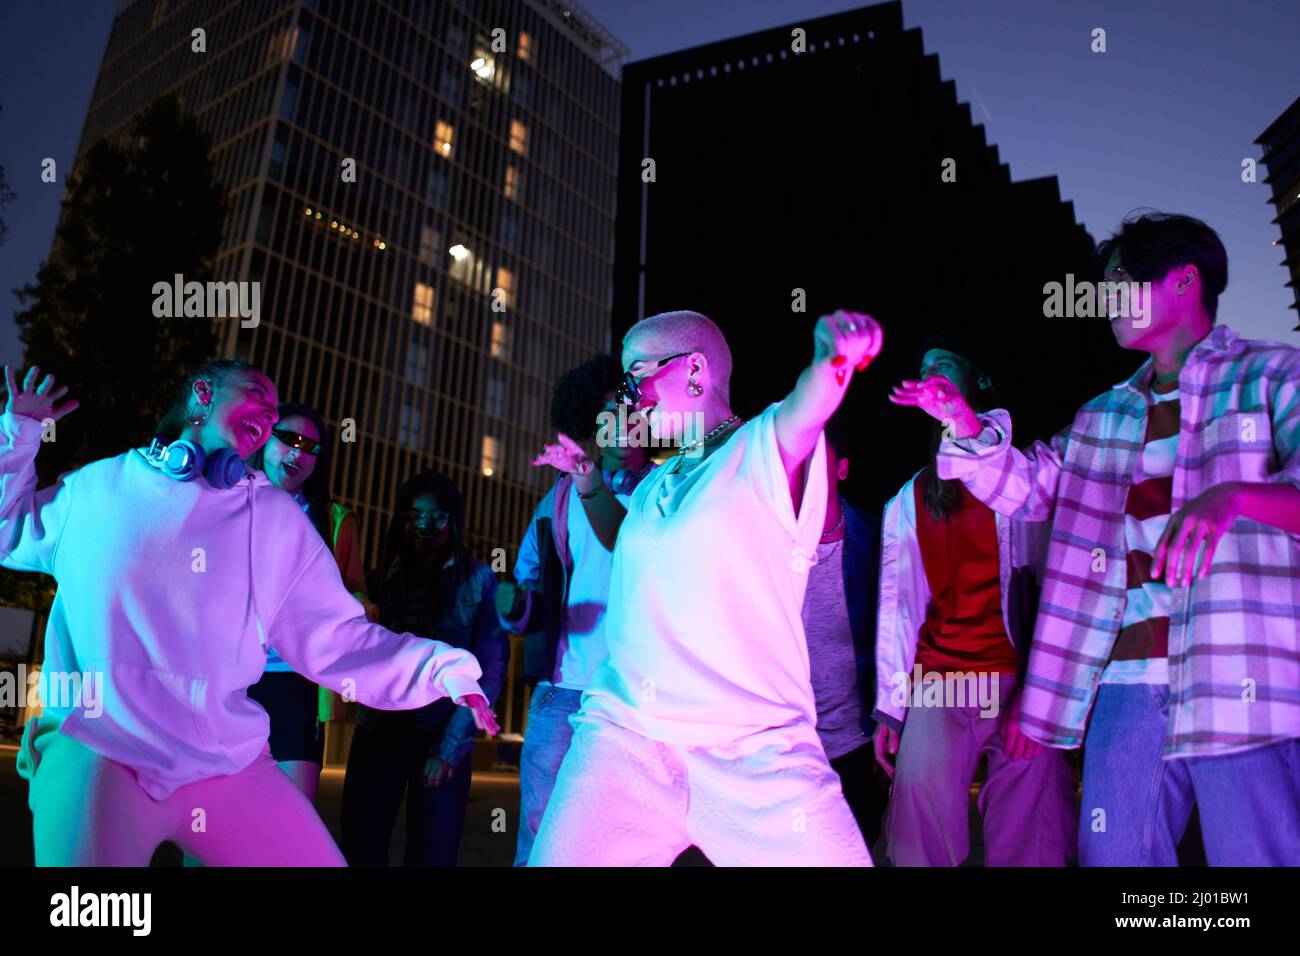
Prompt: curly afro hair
<box><xmin>550</xmin><ymin>353</ymin><xmax>623</xmax><ymax>440</ymax></box>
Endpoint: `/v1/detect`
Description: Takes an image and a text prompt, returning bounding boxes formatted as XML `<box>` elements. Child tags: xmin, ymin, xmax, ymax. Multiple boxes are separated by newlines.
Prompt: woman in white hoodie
<box><xmin>3</xmin><ymin>360</ymin><xmax>499</xmax><ymax>866</ymax></box>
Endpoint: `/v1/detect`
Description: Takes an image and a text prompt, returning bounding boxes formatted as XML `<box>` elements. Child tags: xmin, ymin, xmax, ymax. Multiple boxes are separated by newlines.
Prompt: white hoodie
<box><xmin>0</xmin><ymin>411</ymin><xmax>485</xmax><ymax>799</ymax></box>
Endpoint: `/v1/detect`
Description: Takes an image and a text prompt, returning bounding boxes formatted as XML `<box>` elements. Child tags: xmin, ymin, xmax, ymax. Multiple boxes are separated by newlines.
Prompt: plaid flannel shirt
<box><xmin>937</xmin><ymin>325</ymin><xmax>1300</xmax><ymax>759</ymax></box>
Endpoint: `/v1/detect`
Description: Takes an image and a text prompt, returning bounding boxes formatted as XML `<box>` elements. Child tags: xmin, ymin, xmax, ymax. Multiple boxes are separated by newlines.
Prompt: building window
<box><xmin>400</xmin><ymin>402</ymin><xmax>424</xmax><ymax>448</ymax></box>
<box><xmin>518</xmin><ymin>31</ymin><xmax>531</xmax><ymax>60</ymax></box>
<box><xmin>435</xmin><ymin>120</ymin><xmax>455</xmax><ymax>157</ymax></box>
<box><xmin>280</xmin><ymin>72</ymin><xmax>299</xmax><ymax>121</ymax></box>
<box><xmin>418</xmin><ymin>225</ymin><xmax>440</xmax><ymax>266</ymax></box>
<box><xmin>501</xmin><ymin>210</ymin><xmax>519</xmax><ymax>250</ymax></box>
<box><xmin>406</xmin><ymin>341</ymin><xmax>430</xmax><ymax>383</ymax></box>
<box><xmin>509</xmin><ymin>119</ymin><xmax>528</xmax><ymax>155</ymax></box>
<box><xmin>449</xmin><ymin>243</ymin><xmax>473</xmax><ymax>284</ymax></box>
<box><xmin>426</xmin><ymin>166</ymin><xmax>449</xmax><ymax>209</ymax></box>
<box><xmin>487</xmin><ymin>377</ymin><xmax>505</xmax><ymax>419</ymax></box>
<box><xmin>490</xmin><ymin>319</ymin><xmax>510</xmax><ymax>359</ymax></box>
<box><xmin>504</xmin><ymin>165</ymin><xmax>519</xmax><ymax>200</ymax></box>
<box><xmin>412</xmin><ymin>282</ymin><xmax>434</xmax><ymax>326</ymax></box>
<box><xmin>471</xmin><ymin>39</ymin><xmax>495</xmax><ymax>84</ymax></box>
<box><xmin>480</xmin><ymin>435</ymin><xmax>498</xmax><ymax>477</ymax></box>
<box><xmin>495</xmin><ymin>267</ymin><xmax>514</xmax><ymax>309</ymax></box>
<box><xmin>440</xmin><ymin>67</ymin><xmax>463</xmax><ymax>107</ymax></box>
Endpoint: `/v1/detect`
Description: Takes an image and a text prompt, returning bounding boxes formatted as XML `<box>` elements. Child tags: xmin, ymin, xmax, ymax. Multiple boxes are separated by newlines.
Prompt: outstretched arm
<box><xmin>775</xmin><ymin>311</ymin><xmax>883</xmax><ymax>515</ymax></box>
<box><xmin>890</xmin><ymin>375</ymin><xmax>1067</xmax><ymax>521</ymax></box>
<box><xmin>269</xmin><ymin>544</ymin><xmax>500</xmax><ymax>734</ymax></box>
<box><xmin>0</xmin><ymin>365</ymin><xmax>81</xmax><ymax>575</ymax></box>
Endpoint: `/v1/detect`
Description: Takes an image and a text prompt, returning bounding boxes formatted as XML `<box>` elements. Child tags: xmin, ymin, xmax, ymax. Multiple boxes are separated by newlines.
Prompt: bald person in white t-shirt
<box><xmin>527</xmin><ymin>309</ymin><xmax>883</xmax><ymax>866</ymax></box>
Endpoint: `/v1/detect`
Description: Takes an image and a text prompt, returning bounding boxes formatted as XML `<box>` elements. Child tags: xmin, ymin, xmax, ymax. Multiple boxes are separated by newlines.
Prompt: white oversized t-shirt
<box><xmin>579</xmin><ymin>402</ymin><xmax>828</xmax><ymax>747</ymax></box>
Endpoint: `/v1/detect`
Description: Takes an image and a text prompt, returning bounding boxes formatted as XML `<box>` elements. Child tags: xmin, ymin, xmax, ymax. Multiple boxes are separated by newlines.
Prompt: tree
<box><xmin>2</xmin><ymin>95</ymin><xmax>227</xmax><ymax>613</ymax></box>
<box><xmin>12</xmin><ymin>93</ymin><xmax>226</xmax><ymax>484</ymax></box>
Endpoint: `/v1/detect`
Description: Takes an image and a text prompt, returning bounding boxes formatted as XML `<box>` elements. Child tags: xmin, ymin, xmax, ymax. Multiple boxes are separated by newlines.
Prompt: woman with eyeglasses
<box><xmin>6</xmin><ymin>363</ymin><xmax>499</xmax><ymax>866</ymax></box>
<box><xmin>242</xmin><ymin>402</ymin><xmax>379</xmax><ymax>803</ymax></box>
<box><xmin>340</xmin><ymin>470</ymin><xmax>508</xmax><ymax>866</ymax></box>
<box><xmin>528</xmin><ymin>308</ymin><xmax>884</xmax><ymax>866</ymax></box>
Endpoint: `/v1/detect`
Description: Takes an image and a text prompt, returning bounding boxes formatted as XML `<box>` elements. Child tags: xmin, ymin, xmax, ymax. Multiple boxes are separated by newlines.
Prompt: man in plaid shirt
<box><xmin>892</xmin><ymin>213</ymin><xmax>1300</xmax><ymax>865</ymax></box>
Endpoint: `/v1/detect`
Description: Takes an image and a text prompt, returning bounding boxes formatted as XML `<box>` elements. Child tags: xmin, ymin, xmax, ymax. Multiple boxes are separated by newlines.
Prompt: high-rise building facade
<box><xmin>1257</xmin><ymin>95</ymin><xmax>1300</xmax><ymax>329</ymax></box>
<box><xmin>81</xmin><ymin>0</ymin><xmax>625</xmax><ymax>572</ymax></box>
<box><xmin>613</xmin><ymin>1</ymin><xmax>1131</xmax><ymax>512</ymax></box>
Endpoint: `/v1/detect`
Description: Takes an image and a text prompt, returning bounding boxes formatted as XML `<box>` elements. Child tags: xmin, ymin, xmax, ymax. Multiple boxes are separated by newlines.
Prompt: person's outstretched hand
<box><xmin>457</xmin><ymin>693</ymin><xmax>500</xmax><ymax>736</ymax></box>
<box><xmin>4</xmin><ymin>365</ymin><xmax>79</xmax><ymax>423</ymax></box>
<box><xmin>531</xmin><ymin>432</ymin><xmax>595</xmax><ymax>477</ymax></box>
<box><xmin>889</xmin><ymin>374</ymin><xmax>980</xmax><ymax>439</ymax></box>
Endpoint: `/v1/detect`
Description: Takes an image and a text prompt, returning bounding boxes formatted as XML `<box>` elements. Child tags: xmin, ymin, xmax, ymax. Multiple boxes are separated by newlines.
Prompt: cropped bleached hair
<box><xmin>623</xmin><ymin>310</ymin><xmax>733</xmax><ymax>405</ymax></box>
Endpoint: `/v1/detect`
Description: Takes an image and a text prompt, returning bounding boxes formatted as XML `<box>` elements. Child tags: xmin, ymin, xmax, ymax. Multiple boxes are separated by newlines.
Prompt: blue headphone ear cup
<box><xmin>161</xmin><ymin>440</ymin><xmax>205</xmax><ymax>482</ymax></box>
<box><xmin>205</xmin><ymin>448</ymin><xmax>248</xmax><ymax>489</ymax></box>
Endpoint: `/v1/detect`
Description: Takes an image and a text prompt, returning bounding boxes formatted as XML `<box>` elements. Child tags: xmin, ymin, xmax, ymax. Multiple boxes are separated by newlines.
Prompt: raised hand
<box><xmin>531</xmin><ymin>432</ymin><xmax>596</xmax><ymax>477</ymax></box>
<box><xmin>889</xmin><ymin>374</ymin><xmax>980</xmax><ymax>438</ymax></box>
<box><xmin>813</xmin><ymin>311</ymin><xmax>883</xmax><ymax>385</ymax></box>
<box><xmin>4</xmin><ymin>365</ymin><xmax>79</xmax><ymax>424</ymax></box>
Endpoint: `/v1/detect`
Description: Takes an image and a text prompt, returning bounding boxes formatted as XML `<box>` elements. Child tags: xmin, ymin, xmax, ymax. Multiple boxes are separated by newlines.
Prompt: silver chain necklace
<box><xmin>677</xmin><ymin>415</ymin><xmax>743</xmax><ymax>457</ymax></box>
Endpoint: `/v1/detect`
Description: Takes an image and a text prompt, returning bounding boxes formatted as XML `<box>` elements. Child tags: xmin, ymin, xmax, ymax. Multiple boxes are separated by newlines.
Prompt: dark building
<box><xmin>1257</xmin><ymin>95</ymin><xmax>1300</xmax><ymax>330</ymax></box>
<box><xmin>613</xmin><ymin>1</ymin><xmax>1131</xmax><ymax>512</ymax></box>
<box><xmin>74</xmin><ymin>0</ymin><xmax>627</xmax><ymax>745</ymax></box>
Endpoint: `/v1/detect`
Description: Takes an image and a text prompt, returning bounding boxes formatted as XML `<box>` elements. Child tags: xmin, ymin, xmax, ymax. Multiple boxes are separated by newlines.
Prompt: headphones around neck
<box><xmin>141</xmin><ymin>436</ymin><xmax>248</xmax><ymax>489</ymax></box>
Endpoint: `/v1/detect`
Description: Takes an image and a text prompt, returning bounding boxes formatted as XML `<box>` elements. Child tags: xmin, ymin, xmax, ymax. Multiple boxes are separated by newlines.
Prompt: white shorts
<box><xmin>529</xmin><ymin>711</ymin><xmax>872</xmax><ymax>866</ymax></box>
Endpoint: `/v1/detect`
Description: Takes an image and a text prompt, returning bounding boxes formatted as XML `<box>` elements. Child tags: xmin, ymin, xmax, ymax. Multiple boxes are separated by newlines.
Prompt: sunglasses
<box><xmin>405</xmin><ymin>509</ymin><xmax>450</xmax><ymax>529</ymax></box>
<box><xmin>272</xmin><ymin>427</ymin><xmax>322</xmax><ymax>456</ymax></box>
<box><xmin>615</xmin><ymin>352</ymin><xmax>692</xmax><ymax>407</ymax></box>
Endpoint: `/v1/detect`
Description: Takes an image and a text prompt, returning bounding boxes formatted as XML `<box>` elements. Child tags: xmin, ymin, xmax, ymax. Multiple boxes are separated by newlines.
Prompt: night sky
<box><xmin>2</xmin><ymin>0</ymin><xmax>1297</xmax><ymax>369</ymax></box>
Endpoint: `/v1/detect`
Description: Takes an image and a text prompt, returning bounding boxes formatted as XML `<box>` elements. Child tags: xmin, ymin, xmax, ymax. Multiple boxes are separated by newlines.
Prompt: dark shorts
<box><xmin>247</xmin><ymin>671</ymin><xmax>324</xmax><ymax>765</ymax></box>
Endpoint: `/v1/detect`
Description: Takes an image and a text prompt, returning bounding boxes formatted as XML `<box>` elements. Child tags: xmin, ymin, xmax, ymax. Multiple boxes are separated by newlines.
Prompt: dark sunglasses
<box><xmin>405</xmin><ymin>509</ymin><xmax>450</xmax><ymax>529</ymax></box>
<box><xmin>615</xmin><ymin>352</ymin><xmax>691</xmax><ymax>407</ymax></box>
<box><xmin>272</xmin><ymin>427</ymin><xmax>322</xmax><ymax>456</ymax></box>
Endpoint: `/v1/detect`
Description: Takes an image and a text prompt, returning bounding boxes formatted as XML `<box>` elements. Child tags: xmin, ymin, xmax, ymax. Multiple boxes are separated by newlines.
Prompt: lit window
<box><xmin>435</xmin><ymin>120</ymin><xmax>455</xmax><ymax>157</ymax></box>
<box><xmin>509</xmin><ymin>119</ymin><xmax>528</xmax><ymax>155</ymax></box>
<box><xmin>495</xmin><ymin>267</ymin><xmax>514</xmax><ymax>309</ymax></box>
<box><xmin>490</xmin><ymin>319</ymin><xmax>510</xmax><ymax>359</ymax></box>
<box><xmin>412</xmin><ymin>282</ymin><xmax>434</xmax><ymax>326</ymax></box>
<box><xmin>504</xmin><ymin>165</ymin><xmax>519</xmax><ymax>200</ymax></box>
<box><xmin>471</xmin><ymin>40</ymin><xmax>495</xmax><ymax>83</ymax></box>
<box><xmin>518</xmin><ymin>31</ymin><xmax>531</xmax><ymax>60</ymax></box>
<box><xmin>481</xmin><ymin>435</ymin><xmax>498</xmax><ymax>477</ymax></box>
<box><xmin>449</xmin><ymin>244</ymin><xmax>474</xmax><ymax>283</ymax></box>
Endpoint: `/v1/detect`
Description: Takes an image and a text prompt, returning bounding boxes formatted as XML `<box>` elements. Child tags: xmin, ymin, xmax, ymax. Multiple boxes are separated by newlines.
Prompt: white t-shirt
<box><xmin>580</xmin><ymin>403</ymin><xmax>828</xmax><ymax>746</ymax></box>
<box><xmin>553</xmin><ymin>479</ymin><xmax>632</xmax><ymax>690</ymax></box>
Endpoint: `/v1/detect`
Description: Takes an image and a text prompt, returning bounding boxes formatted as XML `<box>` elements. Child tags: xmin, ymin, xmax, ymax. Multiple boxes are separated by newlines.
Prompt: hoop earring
<box><xmin>687</xmin><ymin>379</ymin><xmax>703</xmax><ymax>397</ymax></box>
<box><xmin>188</xmin><ymin>404</ymin><xmax>212</xmax><ymax>426</ymax></box>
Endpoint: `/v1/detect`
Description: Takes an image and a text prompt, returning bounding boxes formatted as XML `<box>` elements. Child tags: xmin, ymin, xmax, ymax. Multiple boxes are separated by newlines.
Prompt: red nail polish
<box><xmin>830</xmin><ymin>355</ymin><xmax>847</xmax><ymax>367</ymax></box>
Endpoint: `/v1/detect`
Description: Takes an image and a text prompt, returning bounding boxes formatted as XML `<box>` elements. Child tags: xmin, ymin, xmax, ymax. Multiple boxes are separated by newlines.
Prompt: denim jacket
<box><xmin>355</xmin><ymin>556</ymin><xmax>508</xmax><ymax>765</ymax></box>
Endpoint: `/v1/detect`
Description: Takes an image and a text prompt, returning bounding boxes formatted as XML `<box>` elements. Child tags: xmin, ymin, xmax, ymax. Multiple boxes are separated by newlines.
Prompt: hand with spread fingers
<box><xmin>888</xmin><ymin>374</ymin><xmax>981</xmax><ymax>439</ymax></box>
<box><xmin>4</xmin><ymin>364</ymin><xmax>80</xmax><ymax>424</ymax></box>
<box><xmin>1151</xmin><ymin>482</ymin><xmax>1241</xmax><ymax>587</ymax></box>
<box><xmin>531</xmin><ymin>431</ymin><xmax>596</xmax><ymax>478</ymax></box>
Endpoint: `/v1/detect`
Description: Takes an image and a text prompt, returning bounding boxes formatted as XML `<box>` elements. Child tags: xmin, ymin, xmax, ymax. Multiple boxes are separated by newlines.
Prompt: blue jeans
<box><xmin>514</xmin><ymin>683</ymin><xmax>585</xmax><ymax>867</ymax></box>
<box><xmin>1080</xmin><ymin>682</ymin><xmax>1300</xmax><ymax>866</ymax></box>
